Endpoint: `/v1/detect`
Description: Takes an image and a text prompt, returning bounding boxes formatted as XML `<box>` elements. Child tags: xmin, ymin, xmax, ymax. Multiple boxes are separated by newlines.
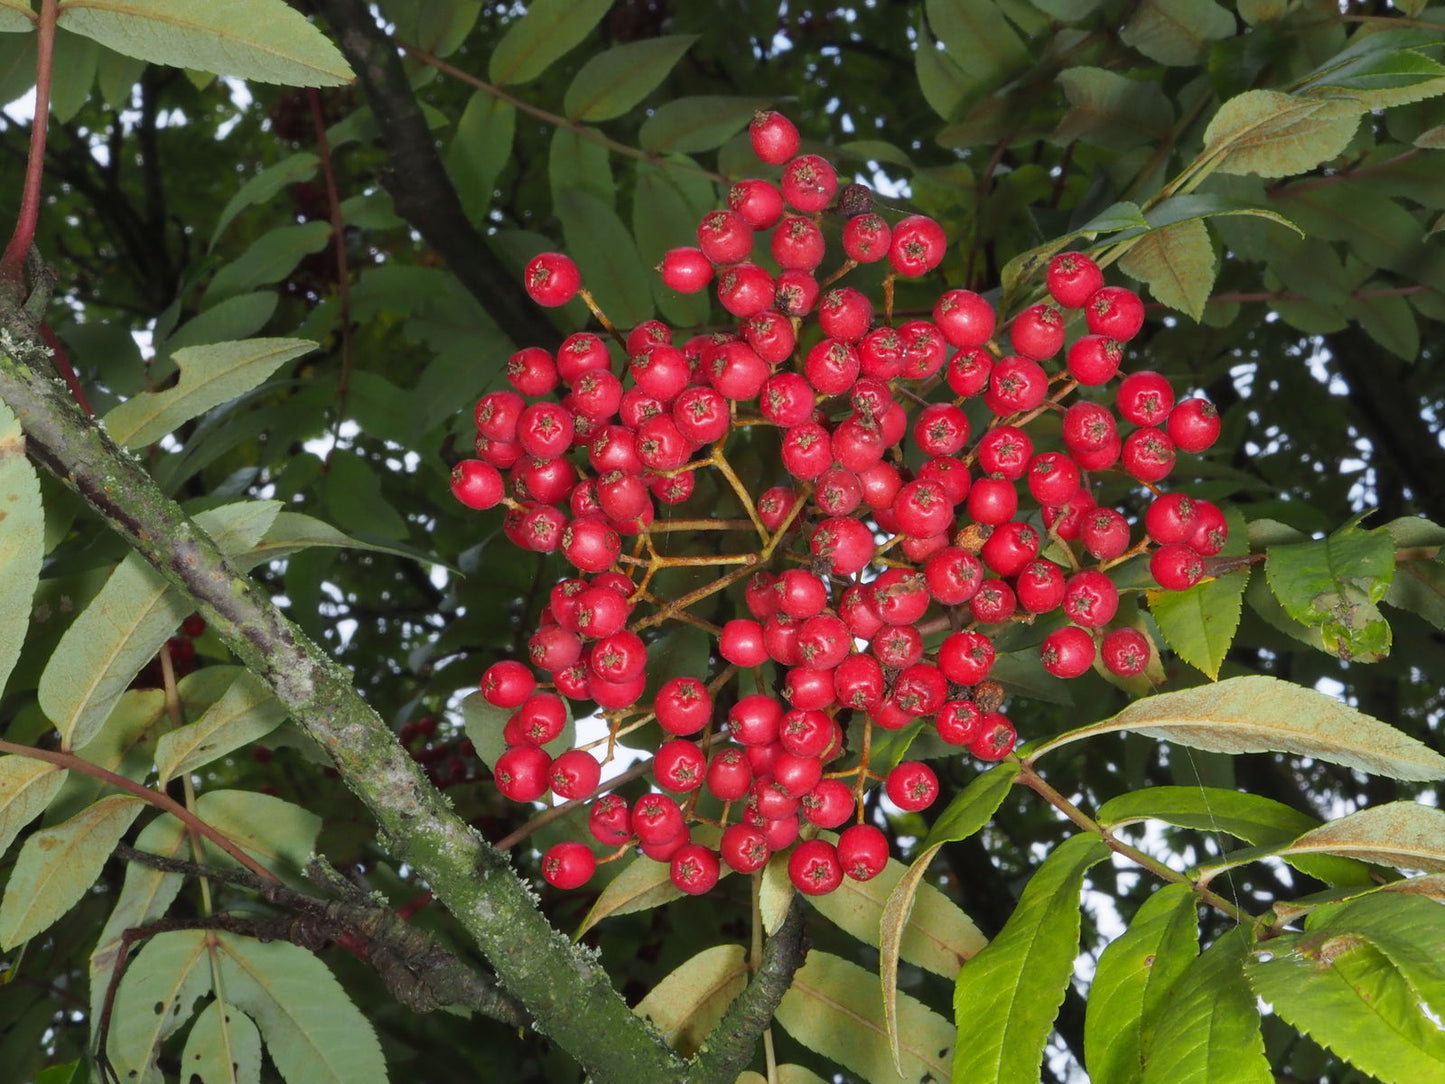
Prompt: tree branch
<box><xmin>305</xmin><ymin>0</ymin><xmax>562</xmax><ymax>350</ymax></box>
<box><xmin>0</xmin><ymin>334</ymin><xmax>689</xmax><ymax>1082</ymax></box>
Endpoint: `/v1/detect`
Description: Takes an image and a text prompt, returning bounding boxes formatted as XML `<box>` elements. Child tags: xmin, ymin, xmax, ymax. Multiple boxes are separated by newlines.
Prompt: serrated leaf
<box><xmin>0</xmin><ymin>401</ymin><xmax>43</xmax><ymax>699</ymax></box>
<box><xmin>155</xmin><ymin>671</ymin><xmax>288</xmax><ymax>784</ymax></box>
<box><xmin>181</xmin><ymin>999</ymin><xmax>262</xmax><ymax>1084</ymax></box>
<box><xmin>0</xmin><ymin>794</ymin><xmax>144</xmax><ymax>949</ymax></box>
<box><xmin>193</xmin><ymin>790</ymin><xmax>321</xmax><ymax>879</ymax></box>
<box><xmin>1085</xmin><ymin>883</ymin><xmax>1200</xmax><ymax>1084</ymax></box>
<box><xmin>556</xmin><ymin>187</ymin><xmax>653</xmax><ymax>328</ymax></box>
<box><xmin>563</xmin><ymin>35</ymin><xmax>696</xmax><ymax>121</ymax></box>
<box><xmin>1148</xmin><ymin>507</ymin><xmax>1249</xmax><ymax>678</ymax></box>
<box><xmin>1246</xmin><ymin>912</ymin><xmax>1445</xmax><ymax>1084</ymax></box>
<box><xmin>214</xmin><ymin>934</ymin><xmax>387</xmax><ymax>1084</ymax></box>
<box><xmin>914</xmin><ymin>18</ymin><xmax>971</xmax><ymax>122</ymax></box>
<box><xmin>1348</xmin><ymin>287</ymin><xmax>1419</xmax><ymax>361</ymax></box>
<box><xmin>1202</xmin><ymin>90</ymin><xmax>1363</xmax><ymax>179</ymax></box>
<box><xmin>760</xmin><ymin>852</ymin><xmax>795</xmax><ymax>934</ymax></box>
<box><xmin>1265</xmin><ymin>523</ymin><xmax>1396</xmax><ymax>662</ymax></box>
<box><xmin>1119</xmin><ymin>216</ymin><xmax>1215</xmax><ymax>319</ymax></box>
<box><xmin>1098</xmin><ymin>785</ymin><xmax>1318</xmax><ymax>841</ymax></box>
<box><xmin>1120</xmin><ymin>0</ymin><xmax>1235</xmax><ymax>65</ymax></box>
<box><xmin>1279</xmin><ymin>802</ymin><xmax>1445</xmax><ymax>873</ymax></box>
<box><xmin>39</xmin><ymin>502</ymin><xmax>281</xmax><ymax>749</ymax></box>
<box><xmin>632</xmin><ymin>944</ymin><xmax>748</xmax><ymax>1056</ymax></box>
<box><xmin>208</xmin><ymin>152</ymin><xmax>318</xmax><ymax>249</ymax></box>
<box><xmin>1032</xmin><ymin>675</ymin><xmax>1445</xmax><ymax>781</ymax></box>
<box><xmin>106</xmin><ymin>929</ymin><xmax>212</xmax><ymax>1084</ymax></box>
<box><xmin>447</xmin><ymin>90</ymin><xmax>515</xmax><ymax>223</ymax></box>
<box><xmin>926</xmin><ymin>0</ymin><xmax>1030</xmax><ymax>88</ymax></box>
<box><xmin>953</xmin><ymin>834</ymin><xmax>1109</xmax><ymax>1083</ymax></box>
<box><xmin>89</xmin><ymin>814</ymin><xmax>188</xmax><ymax>1038</ymax></box>
<box><xmin>1383</xmin><ymin>546</ymin><xmax>1445</xmax><ymax>632</ymax></box>
<box><xmin>923</xmin><ymin>761</ymin><xmax>1020</xmax><ymax>848</ymax></box>
<box><xmin>777</xmin><ymin>950</ymin><xmax>952</xmax><ymax>1084</ymax></box>
<box><xmin>488</xmin><ymin>0</ymin><xmax>611</xmax><ymax>86</ymax></box>
<box><xmin>639</xmin><ymin>95</ymin><xmax>770</xmax><ymax>153</ymax></box>
<box><xmin>55</xmin><ymin>0</ymin><xmax>352</xmax><ymax>85</ymax></box>
<box><xmin>1142</xmin><ymin>925</ymin><xmax>1270</xmax><ymax>1083</ymax></box>
<box><xmin>0</xmin><ymin>758</ymin><xmax>68</xmax><ymax>860</ymax></box>
<box><xmin>1055</xmin><ymin>67</ymin><xmax>1174</xmax><ymax>151</ymax></box>
<box><xmin>104</xmin><ymin>339</ymin><xmax>317</xmax><ymax>448</ymax></box>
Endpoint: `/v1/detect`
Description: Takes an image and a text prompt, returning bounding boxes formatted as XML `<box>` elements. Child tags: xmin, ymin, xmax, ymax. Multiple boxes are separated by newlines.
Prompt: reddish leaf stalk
<box><xmin>0</xmin><ymin>0</ymin><xmax>57</xmax><ymax>288</ymax></box>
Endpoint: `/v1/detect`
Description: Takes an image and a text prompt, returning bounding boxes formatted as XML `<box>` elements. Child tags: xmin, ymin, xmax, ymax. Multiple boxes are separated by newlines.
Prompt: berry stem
<box><xmin>577</xmin><ymin>287</ymin><xmax>627</xmax><ymax>350</ymax></box>
<box><xmin>710</xmin><ymin>446</ymin><xmax>771</xmax><ymax>544</ymax></box>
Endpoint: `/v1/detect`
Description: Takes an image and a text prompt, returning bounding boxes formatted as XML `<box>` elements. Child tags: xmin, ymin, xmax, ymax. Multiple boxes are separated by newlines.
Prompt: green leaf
<box><xmin>1279</xmin><ymin>801</ymin><xmax>1445</xmax><ymax>873</ymax></box>
<box><xmin>1147</xmin><ymin>507</ymin><xmax>1250</xmax><ymax>677</ymax></box>
<box><xmin>0</xmin><ymin>794</ymin><xmax>144</xmax><ymax>949</ymax></box>
<box><xmin>0</xmin><ymin>757</ymin><xmax>68</xmax><ymax>860</ymax></box>
<box><xmin>953</xmin><ymin>834</ymin><xmax>1109</xmax><ymax>1083</ymax></box>
<box><xmin>1202</xmin><ymin>90</ymin><xmax>1363</xmax><ymax>178</ymax></box>
<box><xmin>89</xmin><ymin>813</ymin><xmax>188</xmax><ymax>1037</ymax></box>
<box><xmin>1142</xmin><ymin>925</ymin><xmax>1270</xmax><ymax>1083</ymax></box>
<box><xmin>55</xmin><ymin>0</ymin><xmax>352</xmax><ymax>85</ymax></box>
<box><xmin>563</xmin><ymin>35</ymin><xmax>697</xmax><ymax>122</ymax></box>
<box><xmin>577</xmin><ymin>832</ymin><xmax>724</xmax><ymax>937</ymax></box>
<box><xmin>193</xmin><ymin>790</ymin><xmax>321</xmax><ymax>878</ymax></box>
<box><xmin>107</xmin><ymin>928</ymin><xmax>212</xmax><ymax>1084</ymax></box>
<box><xmin>1085</xmin><ymin>883</ymin><xmax>1199</xmax><ymax>1084</ymax></box>
<box><xmin>914</xmin><ymin>18</ymin><xmax>971</xmax><ymax>122</ymax></box>
<box><xmin>205</xmin><ymin>221</ymin><xmax>333</xmax><ymax>303</ymax></box>
<box><xmin>1265</xmin><ymin>522</ymin><xmax>1396</xmax><ymax>662</ymax></box>
<box><xmin>1347</xmin><ymin>287</ymin><xmax>1420</xmax><ymax>361</ymax></box>
<box><xmin>49</xmin><ymin>29</ymin><xmax>99</xmax><ymax>122</ymax></box>
<box><xmin>447</xmin><ymin>90</ymin><xmax>515</xmax><ymax>223</ymax></box>
<box><xmin>161</xmin><ymin>293</ymin><xmax>281</xmax><ymax>362</ymax></box>
<box><xmin>777</xmin><ymin>950</ymin><xmax>953</xmax><ymax>1084</ymax></box>
<box><xmin>736</xmin><ymin>1068</ymin><xmax>831</xmax><ymax>1084</ymax></box>
<box><xmin>926</xmin><ymin>0</ymin><xmax>1030</xmax><ymax>89</ymax></box>
<box><xmin>181</xmin><ymin>999</ymin><xmax>263</xmax><ymax>1084</ymax></box>
<box><xmin>105</xmin><ymin>338</ymin><xmax>315</xmax><ymax>449</ymax></box>
<box><xmin>0</xmin><ymin>400</ymin><xmax>44</xmax><ymax>698</ymax></box>
<box><xmin>155</xmin><ymin>671</ymin><xmax>288</xmax><ymax>784</ymax></box>
<box><xmin>1246</xmin><ymin>905</ymin><xmax>1445</xmax><ymax>1084</ymax></box>
<box><xmin>1032</xmin><ymin>675</ymin><xmax>1445</xmax><ymax>781</ymax></box>
<box><xmin>1055</xmin><ymin>67</ymin><xmax>1174</xmax><ymax>151</ymax></box>
<box><xmin>632</xmin><ymin>944</ymin><xmax>748</xmax><ymax>1057</ymax></box>
<box><xmin>639</xmin><ymin>95</ymin><xmax>771</xmax><ymax>153</ymax></box>
<box><xmin>1120</xmin><ymin>0</ymin><xmax>1235</xmax><ymax>65</ymax></box>
<box><xmin>1383</xmin><ymin>541</ymin><xmax>1445</xmax><ymax>631</ymax></box>
<box><xmin>1098</xmin><ymin>785</ymin><xmax>1319</xmax><ymax>841</ymax></box>
<box><xmin>209</xmin><ymin>152</ymin><xmax>319</xmax><ymax>249</ymax></box>
<box><xmin>1118</xmin><ymin>216</ymin><xmax>1216</xmax><ymax>320</ymax></box>
<box><xmin>38</xmin><ymin>501</ymin><xmax>281</xmax><ymax>749</ymax></box>
<box><xmin>556</xmin><ymin>186</ymin><xmax>654</xmax><ymax>328</ymax></box>
<box><xmin>549</xmin><ymin>125</ymin><xmax>614</xmax><ymax>209</ymax></box>
<box><xmin>999</xmin><ymin>202</ymin><xmax>1146</xmax><ymax>305</ymax></box>
<box><xmin>461</xmin><ymin>691</ymin><xmax>573</xmax><ymax>771</ymax></box>
<box><xmin>487</xmin><ymin>0</ymin><xmax>611</xmax><ymax>86</ymax></box>
<box><xmin>214</xmin><ymin>934</ymin><xmax>387</xmax><ymax>1084</ymax></box>
<box><xmin>632</xmin><ymin>159</ymin><xmax>715</xmax><ymax>327</ymax></box>
<box><xmin>923</xmin><ymin>761</ymin><xmax>1020</xmax><ymax>848</ymax></box>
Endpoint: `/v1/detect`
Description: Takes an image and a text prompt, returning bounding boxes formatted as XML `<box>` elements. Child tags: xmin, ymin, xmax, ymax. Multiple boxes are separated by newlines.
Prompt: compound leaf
<box><xmin>181</xmin><ymin>999</ymin><xmax>263</xmax><ymax>1084</ymax></box>
<box><xmin>632</xmin><ymin>944</ymin><xmax>748</xmax><ymax>1057</ymax></box>
<box><xmin>106</xmin><ymin>929</ymin><xmax>212</xmax><ymax>1084</ymax></box>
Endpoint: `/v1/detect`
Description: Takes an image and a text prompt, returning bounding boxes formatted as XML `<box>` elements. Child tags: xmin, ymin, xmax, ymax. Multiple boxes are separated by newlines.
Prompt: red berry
<box><xmin>981</xmin><ymin>521</ymin><xmax>1041</xmax><ymax>578</ymax></box>
<box><xmin>550</xmin><ymin>749</ymin><xmax>602</xmax><ymax>800</ymax></box>
<box><xmin>1117</xmin><ymin>371</ymin><xmax>1175</xmax><ymax>426</ymax></box>
<box><xmin>885</xmin><ymin>761</ymin><xmax>939</xmax><ymax>812</ymax></box>
<box><xmin>984</xmin><ymin>356</ymin><xmax>1049</xmax><ymax>416</ymax></box>
<box><xmin>977</xmin><ymin>427</ymin><xmax>1034</xmax><ymax>481</ymax></box>
<box><xmin>1168</xmin><ymin>398</ymin><xmax>1221</xmax><ymax>452</ymax></box>
<box><xmin>947</xmin><ymin>347</ymin><xmax>993</xmax><ymax>397</ymax></box>
<box><xmin>720</xmin><ymin>823</ymin><xmax>771</xmax><ymax>873</ymax></box>
<box><xmin>632</xmin><ymin>793</ymin><xmax>686</xmax><ymax>846</ymax></box>
<box><xmin>670</xmin><ymin>844</ymin><xmax>720</xmax><ymax>895</ymax></box>
<box><xmin>1151</xmin><ymin>543</ymin><xmax>1205</xmax><ymax>590</ymax></box>
<box><xmin>654</xmin><ymin>739</ymin><xmax>707</xmax><ymax>793</ymax></box>
<box><xmin>804</xmin><ymin>338</ymin><xmax>861</xmax><ymax>396</ymax></box>
<box><xmin>936</xmin><ymin>700</ymin><xmax>983</xmax><ymax>745</ymax></box>
<box><xmin>524</xmin><ymin>252</ymin><xmax>581</xmax><ymax>307</ymax></box>
<box><xmin>482</xmin><ymin>660</ymin><xmax>535</xmax><ymax>708</ymax></box>
<box><xmin>717</xmin><ymin>263</ymin><xmax>776</xmax><ymax>317</ymax></box>
<box><xmin>938</xmin><ymin>630</ymin><xmax>995</xmax><ymax>685</ymax></box>
<box><xmin>969</xmin><ymin>578</ymin><xmax>1017</xmax><ymax>624</ymax></box>
<box><xmin>780</xmin><ymin>154</ymin><xmax>838</xmax><ymax>213</ymax></box>
<box><xmin>933</xmin><ymin>289</ymin><xmax>996</xmax><ymax>348</ymax></box>
<box><xmin>1067</xmin><ymin>335</ymin><xmax>1124</xmax><ymax>385</ymax></box>
<box><xmin>888</xmin><ymin>215</ymin><xmax>947</xmax><ymax>277</ymax></box>
<box><xmin>588</xmin><ymin>794</ymin><xmax>631</xmax><ymax>845</ymax></box>
<box><xmin>655</xmin><ymin>677</ymin><xmax>713</xmax><ymax>735</ymax></box>
<box><xmin>818</xmin><ymin>287</ymin><xmax>874</xmax><ymax>343</ymax></box>
<box><xmin>774</xmin><ymin>268</ymin><xmax>820</xmax><ymax>316</ymax></box>
<box><xmin>750</xmin><ymin>111</ymin><xmax>800</xmax><ymax>164</ymax></box>
<box><xmin>542</xmin><ymin>841</ymin><xmax>596</xmax><ymax>888</ymax></box>
<box><xmin>507</xmin><ymin>346</ymin><xmax>558</xmax><ymax>396</ymax></box>
<box><xmin>1016</xmin><ymin>559</ymin><xmax>1067</xmax><ymax>614</ymax></box>
<box><xmin>1121</xmin><ymin>427</ymin><xmax>1177</xmax><ymax>483</ymax></box>
<box><xmin>924</xmin><ymin>547</ymin><xmax>984</xmax><ymax>605</ymax></box>
<box><xmin>969</xmin><ymin>712</ymin><xmax>1017</xmax><ymax>760</ymax></box>
<box><xmin>837</xmin><ymin>824</ymin><xmax>889</xmax><ymax>881</ymax></box>
<box><xmin>1063</xmin><ymin>570</ymin><xmax>1119</xmax><ymax>628</ymax></box>
<box><xmin>771</xmin><ymin>214</ymin><xmax>826</xmax><ymax>271</ymax></box>
<box><xmin>1027</xmin><ymin>452</ymin><xmax>1081</xmax><ymax>506</ymax></box>
<box><xmin>451</xmin><ymin>460</ymin><xmax>504</xmax><ymax>510</ymax></box>
<box><xmin>1101</xmin><ymin>627</ymin><xmax>1152</xmax><ymax>676</ymax></box>
<box><xmin>697</xmin><ymin>209</ymin><xmax>753</xmax><ymax>265</ymax></box>
<box><xmin>788</xmin><ymin>838</ymin><xmax>844</xmax><ymax>895</ymax></box>
<box><xmin>729</xmin><ymin>178</ymin><xmax>785</xmax><ymax>229</ymax></box>
<box><xmin>495</xmin><ymin>745</ymin><xmax>551</xmax><ymax>803</ymax></box>
<box><xmin>1009</xmin><ymin>304</ymin><xmax>1065</xmax><ymax>360</ymax></box>
<box><xmin>913</xmin><ymin>403</ymin><xmax>970</xmax><ymax>456</ymax></box>
<box><xmin>966</xmin><ymin>477</ymin><xmax>1018</xmax><ymax>527</ymax></box>
<box><xmin>842</xmin><ymin>213</ymin><xmax>892</xmax><ymax>262</ymax></box>
<box><xmin>561</xmin><ymin>517</ymin><xmax>622</xmax><ymax>574</ymax></box>
<box><xmin>1080</xmin><ymin>508</ymin><xmax>1131</xmax><ymax>561</ymax></box>
<box><xmin>660</xmin><ymin>247</ymin><xmax>714</xmax><ymax>292</ymax></box>
<box><xmin>1041</xmin><ymin>625</ymin><xmax>1096</xmax><ymax>678</ymax></box>
<box><xmin>800</xmin><ymin>779</ymin><xmax>854</xmax><ymax>828</ymax></box>
<box><xmin>1046</xmin><ymin>251</ymin><xmax>1104</xmax><ymax>308</ymax></box>
<box><xmin>1086</xmin><ymin>286</ymin><xmax>1145</xmax><ymax>341</ymax></box>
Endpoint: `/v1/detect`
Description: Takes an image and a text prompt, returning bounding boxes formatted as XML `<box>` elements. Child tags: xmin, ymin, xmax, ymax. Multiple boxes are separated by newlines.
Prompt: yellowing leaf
<box><xmin>1279</xmin><ymin>802</ymin><xmax>1445</xmax><ymax>873</ymax></box>
<box><xmin>0</xmin><ymin>757</ymin><xmax>68</xmax><ymax>860</ymax></box>
<box><xmin>1031</xmin><ymin>675</ymin><xmax>1445</xmax><ymax>781</ymax></box>
<box><xmin>155</xmin><ymin>671</ymin><xmax>288</xmax><ymax>784</ymax></box>
<box><xmin>1119</xmin><ymin>216</ymin><xmax>1216</xmax><ymax>320</ymax></box>
<box><xmin>181</xmin><ymin>1000</ymin><xmax>262</xmax><ymax>1084</ymax></box>
<box><xmin>106</xmin><ymin>929</ymin><xmax>212</xmax><ymax>1084</ymax></box>
<box><xmin>632</xmin><ymin>944</ymin><xmax>748</xmax><ymax>1056</ymax></box>
<box><xmin>57</xmin><ymin>0</ymin><xmax>351</xmax><ymax>85</ymax></box>
<box><xmin>0</xmin><ymin>400</ymin><xmax>44</xmax><ymax>699</ymax></box>
<box><xmin>0</xmin><ymin>794</ymin><xmax>144</xmax><ymax>949</ymax></box>
<box><xmin>1202</xmin><ymin>89</ymin><xmax>1363</xmax><ymax>178</ymax></box>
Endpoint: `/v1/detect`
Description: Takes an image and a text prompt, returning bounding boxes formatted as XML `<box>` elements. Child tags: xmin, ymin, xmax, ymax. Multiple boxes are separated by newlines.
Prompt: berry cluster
<box><xmin>450</xmin><ymin>111</ymin><xmax>1223</xmax><ymax>897</ymax></box>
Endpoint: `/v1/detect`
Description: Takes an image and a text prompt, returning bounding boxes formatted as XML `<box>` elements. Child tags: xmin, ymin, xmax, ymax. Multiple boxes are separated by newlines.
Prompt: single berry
<box><xmin>524</xmin><ymin>252</ymin><xmax>581</xmax><ymax>307</ymax></box>
<box><xmin>837</xmin><ymin>824</ymin><xmax>889</xmax><ymax>881</ymax></box>
<box><xmin>670</xmin><ymin>843</ymin><xmax>721</xmax><ymax>895</ymax></box>
<box><xmin>542</xmin><ymin>842</ymin><xmax>596</xmax><ymax>889</ymax></box>
<box><xmin>750</xmin><ymin>110</ymin><xmax>800</xmax><ymax>164</ymax></box>
<box><xmin>1101</xmin><ymin>627</ymin><xmax>1152</xmax><ymax>676</ymax></box>
<box><xmin>885</xmin><ymin>761</ymin><xmax>939</xmax><ymax>812</ymax></box>
<box><xmin>788</xmin><ymin>838</ymin><xmax>844</xmax><ymax>895</ymax></box>
<box><xmin>1047</xmin><ymin>251</ymin><xmax>1104</xmax><ymax>308</ymax></box>
<box><xmin>1041</xmin><ymin>625</ymin><xmax>1096</xmax><ymax>678</ymax></box>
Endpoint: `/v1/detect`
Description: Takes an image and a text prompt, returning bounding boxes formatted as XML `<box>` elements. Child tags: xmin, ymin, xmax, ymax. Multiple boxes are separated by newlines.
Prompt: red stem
<box><xmin>39</xmin><ymin>321</ymin><xmax>94</xmax><ymax>415</ymax></box>
<box><xmin>0</xmin><ymin>0</ymin><xmax>56</xmax><ymax>286</ymax></box>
